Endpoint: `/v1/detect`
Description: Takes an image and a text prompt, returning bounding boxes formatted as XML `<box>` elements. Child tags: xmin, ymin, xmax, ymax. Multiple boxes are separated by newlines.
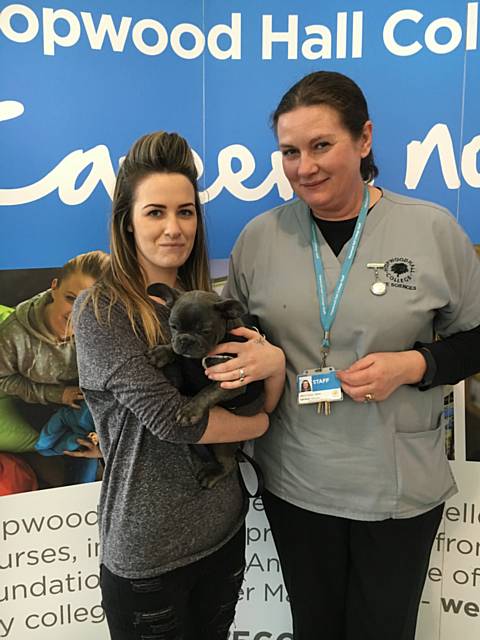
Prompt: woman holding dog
<box><xmin>206</xmin><ymin>71</ymin><xmax>480</xmax><ymax>640</ymax></box>
<box><xmin>73</xmin><ymin>131</ymin><xmax>285</xmax><ymax>640</ymax></box>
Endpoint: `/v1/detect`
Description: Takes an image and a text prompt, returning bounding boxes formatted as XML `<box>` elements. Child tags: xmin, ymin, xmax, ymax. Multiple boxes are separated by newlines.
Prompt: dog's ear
<box><xmin>214</xmin><ymin>298</ymin><xmax>246</xmax><ymax>319</ymax></box>
<box><xmin>147</xmin><ymin>283</ymin><xmax>180</xmax><ymax>308</ymax></box>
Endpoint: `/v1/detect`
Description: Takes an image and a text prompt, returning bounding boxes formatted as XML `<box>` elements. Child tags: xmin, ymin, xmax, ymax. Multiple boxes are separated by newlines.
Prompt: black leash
<box><xmin>236</xmin><ymin>448</ymin><xmax>264</xmax><ymax>498</ymax></box>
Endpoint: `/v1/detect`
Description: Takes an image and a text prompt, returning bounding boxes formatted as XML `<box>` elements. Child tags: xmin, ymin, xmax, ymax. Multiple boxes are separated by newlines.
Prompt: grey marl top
<box><xmin>73</xmin><ymin>292</ymin><xmax>246</xmax><ymax>579</ymax></box>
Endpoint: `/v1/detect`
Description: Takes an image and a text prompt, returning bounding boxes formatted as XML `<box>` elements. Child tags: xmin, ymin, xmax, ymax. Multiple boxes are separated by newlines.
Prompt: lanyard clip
<box><xmin>321</xmin><ymin>331</ymin><xmax>330</xmax><ymax>368</ymax></box>
<box><xmin>321</xmin><ymin>350</ymin><xmax>328</xmax><ymax>368</ymax></box>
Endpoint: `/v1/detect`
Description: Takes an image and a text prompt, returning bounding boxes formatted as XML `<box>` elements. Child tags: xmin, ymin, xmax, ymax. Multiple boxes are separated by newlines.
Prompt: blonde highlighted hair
<box><xmin>57</xmin><ymin>250</ymin><xmax>110</xmax><ymax>284</ymax></box>
<box><xmin>86</xmin><ymin>131</ymin><xmax>211</xmax><ymax>347</ymax></box>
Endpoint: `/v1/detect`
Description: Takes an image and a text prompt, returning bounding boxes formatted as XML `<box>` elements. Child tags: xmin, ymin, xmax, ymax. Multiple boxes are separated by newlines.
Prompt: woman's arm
<box><xmin>204</xmin><ymin>326</ymin><xmax>286</xmax><ymax>413</ymax></box>
<box><xmin>103</xmin><ymin>351</ymin><xmax>272</xmax><ymax>444</ymax></box>
<box><xmin>415</xmin><ymin>324</ymin><xmax>480</xmax><ymax>389</ymax></box>
<box><xmin>0</xmin><ymin>367</ymin><xmax>82</xmax><ymax>407</ymax></box>
<box><xmin>0</xmin><ymin>364</ymin><xmax>67</xmax><ymax>405</ymax></box>
<box><xmin>0</xmin><ymin>372</ymin><xmax>52</xmax><ymax>404</ymax></box>
<box><xmin>197</xmin><ymin>407</ymin><xmax>269</xmax><ymax>443</ymax></box>
<box><xmin>336</xmin><ymin>325</ymin><xmax>480</xmax><ymax>403</ymax></box>
<box><xmin>74</xmin><ymin>296</ymin><xmax>270</xmax><ymax>444</ymax></box>
<box><xmin>0</xmin><ymin>325</ymin><xmax>70</xmax><ymax>405</ymax></box>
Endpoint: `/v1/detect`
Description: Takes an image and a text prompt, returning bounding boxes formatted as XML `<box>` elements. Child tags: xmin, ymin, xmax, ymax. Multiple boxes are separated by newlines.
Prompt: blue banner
<box><xmin>1</xmin><ymin>0</ymin><xmax>479</xmax><ymax>270</ymax></box>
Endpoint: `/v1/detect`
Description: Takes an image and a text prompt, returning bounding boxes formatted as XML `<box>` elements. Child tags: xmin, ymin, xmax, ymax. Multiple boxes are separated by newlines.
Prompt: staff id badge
<box><xmin>297</xmin><ymin>368</ymin><xmax>343</xmax><ymax>405</ymax></box>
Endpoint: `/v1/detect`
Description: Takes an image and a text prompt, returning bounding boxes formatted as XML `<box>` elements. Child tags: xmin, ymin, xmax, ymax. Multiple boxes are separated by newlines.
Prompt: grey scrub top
<box><xmin>224</xmin><ymin>189</ymin><xmax>480</xmax><ymax>520</ymax></box>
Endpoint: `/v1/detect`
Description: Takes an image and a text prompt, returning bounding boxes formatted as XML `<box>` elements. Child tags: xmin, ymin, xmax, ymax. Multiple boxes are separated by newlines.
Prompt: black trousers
<box><xmin>263</xmin><ymin>491</ymin><xmax>443</xmax><ymax>640</ymax></box>
<box><xmin>100</xmin><ymin>525</ymin><xmax>245</xmax><ymax>640</ymax></box>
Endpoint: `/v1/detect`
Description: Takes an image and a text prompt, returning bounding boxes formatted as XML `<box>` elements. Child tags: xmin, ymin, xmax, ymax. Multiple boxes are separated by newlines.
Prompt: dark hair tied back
<box><xmin>272</xmin><ymin>71</ymin><xmax>378</xmax><ymax>182</ymax></box>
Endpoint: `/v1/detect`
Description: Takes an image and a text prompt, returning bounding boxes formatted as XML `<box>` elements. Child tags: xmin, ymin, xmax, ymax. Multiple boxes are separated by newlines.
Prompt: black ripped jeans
<box><xmin>100</xmin><ymin>524</ymin><xmax>245</xmax><ymax>640</ymax></box>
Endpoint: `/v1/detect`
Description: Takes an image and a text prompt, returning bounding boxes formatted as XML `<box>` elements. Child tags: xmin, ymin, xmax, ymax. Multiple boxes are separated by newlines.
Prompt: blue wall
<box><xmin>1</xmin><ymin>0</ymin><xmax>479</xmax><ymax>269</ymax></box>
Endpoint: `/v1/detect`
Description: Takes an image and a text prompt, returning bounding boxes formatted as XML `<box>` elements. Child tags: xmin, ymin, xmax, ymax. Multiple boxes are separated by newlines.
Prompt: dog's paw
<box><xmin>176</xmin><ymin>402</ymin><xmax>207</xmax><ymax>427</ymax></box>
<box><xmin>147</xmin><ymin>345</ymin><xmax>172</xmax><ymax>368</ymax></box>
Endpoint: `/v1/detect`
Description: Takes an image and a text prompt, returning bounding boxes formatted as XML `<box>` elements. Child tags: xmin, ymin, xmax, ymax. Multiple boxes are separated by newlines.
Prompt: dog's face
<box><xmin>147</xmin><ymin>284</ymin><xmax>245</xmax><ymax>358</ymax></box>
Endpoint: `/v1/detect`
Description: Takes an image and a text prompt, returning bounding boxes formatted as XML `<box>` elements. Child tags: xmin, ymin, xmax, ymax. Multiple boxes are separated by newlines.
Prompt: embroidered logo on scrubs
<box><xmin>384</xmin><ymin>257</ymin><xmax>417</xmax><ymax>290</ymax></box>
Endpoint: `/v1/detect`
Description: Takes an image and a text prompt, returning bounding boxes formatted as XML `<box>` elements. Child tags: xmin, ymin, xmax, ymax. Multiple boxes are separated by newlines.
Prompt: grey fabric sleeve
<box><xmin>0</xmin><ymin>335</ymin><xmax>64</xmax><ymax>404</ymax></box>
<box><xmin>73</xmin><ymin>296</ymin><xmax>208</xmax><ymax>444</ymax></box>
<box><xmin>433</xmin><ymin>211</ymin><xmax>480</xmax><ymax>336</ymax></box>
<box><xmin>223</xmin><ymin>232</ymin><xmax>251</xmax><ymax>309</ymax></box>
<box><xmin>104</xmin><ymin>354</ymin><xmax>208</xmax><ymax>443</ymax></box>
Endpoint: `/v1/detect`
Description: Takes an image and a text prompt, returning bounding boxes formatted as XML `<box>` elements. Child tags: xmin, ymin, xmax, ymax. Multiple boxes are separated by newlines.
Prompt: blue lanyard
<box><xmin>310</xmin><ymin>185</ymin><xmax>370</xmax><ymax>364</ymax></box>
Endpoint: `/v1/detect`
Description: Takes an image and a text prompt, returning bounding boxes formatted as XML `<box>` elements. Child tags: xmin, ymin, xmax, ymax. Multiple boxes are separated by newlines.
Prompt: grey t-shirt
<box><xmin>224</xmin><ymin>189</ymin><xmax>480</xmax><ymax>520</ymax></box>
<box><xmin>73</xmin><ymin>293</ymin><xmax>246</xmax><ymax>579</ymax></box>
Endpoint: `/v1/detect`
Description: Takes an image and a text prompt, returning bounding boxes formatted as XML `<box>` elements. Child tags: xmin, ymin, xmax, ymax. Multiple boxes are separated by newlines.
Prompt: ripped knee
<box><xmin>133</xmin><ymin>607</ymin><xmax>181</xmax><ymax>640</ymax></box>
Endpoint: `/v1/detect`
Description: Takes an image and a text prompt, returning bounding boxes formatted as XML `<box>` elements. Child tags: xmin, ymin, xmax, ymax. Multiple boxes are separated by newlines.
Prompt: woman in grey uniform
<box><xmin>206</xmin><ymin>71</ymin><xmax>480</xmax><ymax>640</ymax></box>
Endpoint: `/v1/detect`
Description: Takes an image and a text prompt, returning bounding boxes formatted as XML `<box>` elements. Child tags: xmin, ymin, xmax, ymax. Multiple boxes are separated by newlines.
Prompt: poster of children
<box><xmin>0</xmin><ymin>253</ymin><xmax>108</xmax><ymax>496</ymax></box>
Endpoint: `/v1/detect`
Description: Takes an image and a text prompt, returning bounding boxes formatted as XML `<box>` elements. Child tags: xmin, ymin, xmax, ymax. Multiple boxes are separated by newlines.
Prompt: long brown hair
<box><xmin>88</xmin><ymin>131</ymin><xmax>211</xmax><ymax>347</ymax></box>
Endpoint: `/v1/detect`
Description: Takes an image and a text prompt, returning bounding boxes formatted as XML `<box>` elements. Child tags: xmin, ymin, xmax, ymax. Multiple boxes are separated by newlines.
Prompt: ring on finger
<box><xmin>364</xmin><ymin>392</ymin><xmax>375</xmax><ymax>403</ymax></box>
<box><xmin>239</xmin><ymin>368</ymin><xmax>246</xmax><ymax>383</ymax></box>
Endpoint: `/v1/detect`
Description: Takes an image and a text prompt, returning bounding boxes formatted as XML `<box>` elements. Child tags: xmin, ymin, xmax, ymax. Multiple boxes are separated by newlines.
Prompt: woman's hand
<box><xmin>61</xmin><ymin>386</ymin><xmax>84</xmax><ymax>408</ymax></box>
<box><xmin>63</xmin><ymin>437</ymin><xmax>103</xmax><ymax>459</ymax></box>
<box><xmin>336</xmin><ymin>350</ymin><xmax>427</xmax><ymax>403</ymax></box>
<box><xmin>204</xmin><ymin>326</ymin><xmax>285</xmax><ymax>388</ymax></box>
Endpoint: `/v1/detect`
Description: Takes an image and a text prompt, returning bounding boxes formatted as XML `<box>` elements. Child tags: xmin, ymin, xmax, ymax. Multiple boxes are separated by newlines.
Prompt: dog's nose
<box><xmin>178</xmin><ymin>335</ymin><xmax>197</xmax><ymax>348</ymax></box>
<box><xmin>175</xmin><ymin>335</ymin><xmax>205</xmax><ymax>356</ymax></box>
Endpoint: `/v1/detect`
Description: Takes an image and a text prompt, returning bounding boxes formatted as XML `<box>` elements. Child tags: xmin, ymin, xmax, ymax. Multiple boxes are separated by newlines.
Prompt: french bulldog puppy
<box><xmin>147</xmin><ymin>282</ymin><xmax>263</xmax><ymax>489</ymax></box>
